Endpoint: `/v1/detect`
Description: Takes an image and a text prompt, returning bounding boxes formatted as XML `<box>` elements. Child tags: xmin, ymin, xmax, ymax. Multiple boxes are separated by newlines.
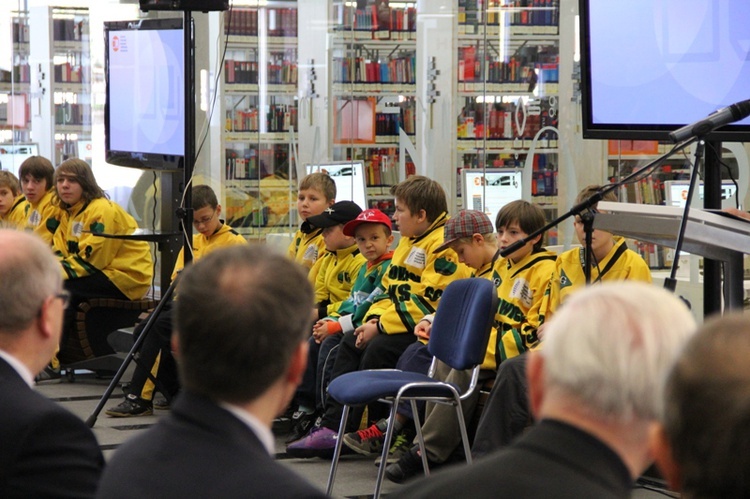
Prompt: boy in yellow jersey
<box><xmin>472</xmin><ymin>185</ymin><xmax>652</xmax><ymax>458</ymax></box>
<box><xmin>288</xmin><ymin>175</ymin><xmax>471</xmax><ymax>458</ymax></box>
<box><xmin>18</xmin><ymin>156</ymin><xmax>61</xmax><ymax>244</ymax></box>
<box><xmin>380</xmin><ymin>203</ymin><xmax>557</xmax><ymax>481</ymax></box>
<box><xmin>287</xmin><ymin>172</ymin><xmax>336</xmax><ymax>282</ymax></box>
<box><xmin>107</xmin><ymin>185</ymin><xmax>247</xmax><ymax>417</ymax></box>
<box><xmin>0</xmin><ymin>170</ymin><xmax>25</xmax><ymax>227</ymax></box>
<box><xmin>52</xmin><ymin>159</ymin><xmax>153</xmax><ymax>377</ymax></box>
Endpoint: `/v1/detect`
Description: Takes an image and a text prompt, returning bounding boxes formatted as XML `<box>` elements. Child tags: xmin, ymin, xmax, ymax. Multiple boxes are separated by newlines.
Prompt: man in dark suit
<box><xmin>97</xmin><ymin>245</ymin><xmax>325</xmax><ymax>498</ymax></box>
<box><xmin>392</xmin><ymin>282</ymin><xmax>697</xmax><ymax>499</ymax></box>
<box><xmin>0</xmin><ymin>229</ymin><xmax>104</xmax><ymax>498</ymax></box>
<box><xmin>651</xmin><ymin>313</ymin><xmax>750</xmax><ymax>498</ymax></box>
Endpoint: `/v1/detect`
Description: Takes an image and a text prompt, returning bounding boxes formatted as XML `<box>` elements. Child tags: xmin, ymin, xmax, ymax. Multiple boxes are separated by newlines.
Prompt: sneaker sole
<box><xmin>285</xmin><ymin>447</ymin><xmax>335</xmax><ymax>459</ymax></box>
<box><xmin>105</xmin><ymin>408</ymin><xmax>154</xmax><ymax>418</ymax></box>
<box><xmin>343</xmin><ymin>434</ymin><xmax>382</xmax><ymax>457</ymax></box>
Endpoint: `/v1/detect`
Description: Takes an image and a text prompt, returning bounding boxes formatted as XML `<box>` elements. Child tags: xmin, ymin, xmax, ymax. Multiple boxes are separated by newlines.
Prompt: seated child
<box><xmin>53</xmin><ymin>159</ymin><xmax>154</xmax><ymax>370</ymax></box>
<box><xmin>471</xmin><ymin>184</ymin><xmax>653</xmax><ymax>459</ymax></box>
<box><xmin>0</xmin><ymin>170</ymin><xmax>25</xmax><ymax>227</ymax></box>
<box><xmin>286</xmin><ymin>208</ymin><xmax>394</xmax><ymax>442</ymax></box>
<box><xmin>106</xmin><ymin>184</ymin><xmax>247</xmax><ymax>417</ymax></box>
<box><xmin>287</xmin><ymin>172</ymin><xmax>336</xmax><ymax>282</ymax></box>
<box><xmin>287</xmin><ymin>175</ymin><xmax>471</xmax><ymax>458</ymax></box>
<box><xmin>18</xmin><ymin>156</ymin><xmax>61</xmax><ymax>244</ymax></box>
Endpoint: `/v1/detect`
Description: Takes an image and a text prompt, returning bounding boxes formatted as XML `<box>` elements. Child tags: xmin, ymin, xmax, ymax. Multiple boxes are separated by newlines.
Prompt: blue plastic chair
<box><xmin>325</xmin><ymin>278</ymin><xmax>498</xmax><ymax>498</ymax></box>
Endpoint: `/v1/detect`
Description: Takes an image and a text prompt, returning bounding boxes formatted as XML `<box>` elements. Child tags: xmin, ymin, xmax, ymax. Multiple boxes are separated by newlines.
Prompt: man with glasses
<box><xmin>106</xmin><ymin>185</ymin><xmax>247</xmax><ymax>417</ymax></box>
<box><xmin>0</xmin><ymin>229</ymin><xmax>103</xmax><ymax>497</ymax></box>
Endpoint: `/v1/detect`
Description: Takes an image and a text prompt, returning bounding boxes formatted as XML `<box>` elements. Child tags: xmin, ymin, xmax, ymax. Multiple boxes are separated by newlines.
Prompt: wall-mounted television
<box><xmin>579</xmin><ymin>0</ymin><xmax>750</xmax><ymax>142</ymax></box>
<box><xmin>104</xmin><ymin>18</ymin><xmax>184</xmax><ymax>170</ymax></box>
<box><xmin>462</xmin><ymin>168</ymin><xmax>523</xmax><ymax>219</ymax></box>
<box><xmin>306</xmin><ymin>161</ymin><xmax>368</xmax><ymax>211</ymax></box>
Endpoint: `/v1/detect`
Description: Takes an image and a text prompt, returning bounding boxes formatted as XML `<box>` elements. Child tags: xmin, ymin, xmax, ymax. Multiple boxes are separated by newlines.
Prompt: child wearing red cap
<box><xmin>284</xmin><ymin>208</ymin><xmax>395</xmax><ymax>442</ymax></box>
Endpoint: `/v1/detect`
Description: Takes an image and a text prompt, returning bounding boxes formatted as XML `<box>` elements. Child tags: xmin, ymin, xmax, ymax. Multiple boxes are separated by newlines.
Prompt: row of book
<box><xmin>332</xmin><ymin>56</ymin><xmax>416</xmax><ymax>85</ymax></box>
<box><xmin>13</xmin><ymin>20</ymin><xmax>29</xmax><ymax>44</ymax></box>
<box><xmin>457</xmin><ymin>45</ymin><xmax>558</xmax><ymax>83</ymax></box>
<box><xmin>224</xmin><ymin>8</ymin><xmax>297</xmax><ymax>38</ymax></box>
<box><xmin>458</xmin><ymin>0</ymin><xmax>559</xmax><ymax>28</ymax></box>
<box><xmin>53</xmin><ymin>18</ymin><xmax>88</xmax><ymax>42</ymax></box>
<box><xmin>457</xmin><ymin>101</ymin><xmax>558</xmax><ymax>140</ymax></box>
<box><xmin>0</xmin><ymin>65</ymin><xmax>30</xmax><ymax>84</ymax></box>
<box><xmin>375</xmin><ymin>110</ymin><xmax>416</xmax><ymax>139</ymax></box>
<box><xmin>54</xmin><ymin>63</ymin><xmax>88</xmax><ymax>84</ymax></box>
<box><xmin>54</xmin><ymin>103</ymin><xmax>90</xmax><ymax>126</ymax></box>
<box><xmin>224</xmin><ymin>58</ymin><xmax>297</xmax><ymax>85</ymax></box>
<box><xmin>615</xmin><ymin>177</ymin><xmax>666</xmax><ymax>206</ymax></box>
<box><xmin>332</xmin><ymin>4</ymin><xmax>417</xmax><ymax>34</ymax></box>
<box><xmin>225</xmin><ymin>145</ymin><xmax>289</xmax><ymax>181</ymax></box>
<box><xmin>225</xmin><ymin>105</ymin><xmax>298</xmax><ymax>135</ymax></box>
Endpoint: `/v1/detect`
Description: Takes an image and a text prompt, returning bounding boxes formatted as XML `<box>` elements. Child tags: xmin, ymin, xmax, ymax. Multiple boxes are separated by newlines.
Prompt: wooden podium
<box><xmin>593</xmin><ymin>202</ymin><xmax>750</xmax><ymax>312</ymax></box>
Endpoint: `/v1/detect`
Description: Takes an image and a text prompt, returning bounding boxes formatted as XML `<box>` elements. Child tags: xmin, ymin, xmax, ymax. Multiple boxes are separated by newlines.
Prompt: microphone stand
<box><xmin>500</xmin><ymin>135</ymin><xmax>700</xmax><ymax>287</ymax></box>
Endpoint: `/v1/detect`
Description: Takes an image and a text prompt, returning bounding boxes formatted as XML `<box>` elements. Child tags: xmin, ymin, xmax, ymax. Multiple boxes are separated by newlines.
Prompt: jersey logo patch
<box><xmin>559</xmin><ymin>269</ymin><xmax>572</xmax><ymax>289</ymax></box>
<box><xmin>405</xmin><ymin>247</ymin><xmax>426</xmax><ymax>269</ymax></box>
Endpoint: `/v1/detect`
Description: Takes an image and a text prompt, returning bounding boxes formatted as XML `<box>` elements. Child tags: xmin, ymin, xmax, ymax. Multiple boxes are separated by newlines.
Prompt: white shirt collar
<box><xmin>0</xmin><ymin>349</ymin><xmax>35</xmax><ymax>387</ymax></box>
<box><xmin>219</xmin><ymin>402</ymin><xmax>275</xmax><ymax>455</ymax></box>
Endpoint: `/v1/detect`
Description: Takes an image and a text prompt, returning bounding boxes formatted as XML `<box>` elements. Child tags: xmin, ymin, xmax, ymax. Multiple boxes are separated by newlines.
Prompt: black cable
<box><xmin>150</xmin><ymin>171</ymin><xmax>158</xmax><ymax>299</ymax></box>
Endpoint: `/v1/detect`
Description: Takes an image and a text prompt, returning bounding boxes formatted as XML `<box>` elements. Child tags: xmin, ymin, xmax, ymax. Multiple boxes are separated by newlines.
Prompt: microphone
<box><xmin>670</xmin><ymin>99</ymin><xmax>750</xmax><ymax>143</ymax></box>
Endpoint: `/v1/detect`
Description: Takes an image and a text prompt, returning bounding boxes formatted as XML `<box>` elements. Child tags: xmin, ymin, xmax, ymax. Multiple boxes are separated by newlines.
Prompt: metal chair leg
<box><xmin>326</xmin><ymin>405</ymin><xmax>350</xmax><ymax>496</ymax></box>
<box><xmin>411</xmin><ymin>399</ymin><xmax>431</xmax><ymax>476</ymax></box>
<box><xmin>455</xmin><ymin>400</ymin><xmax>473</xmax><ymax>465</ymax></box>
<box><xmin>373</xmin><ymin>403</ymin><xmax>400</xmax><ymax>499</ymax></box>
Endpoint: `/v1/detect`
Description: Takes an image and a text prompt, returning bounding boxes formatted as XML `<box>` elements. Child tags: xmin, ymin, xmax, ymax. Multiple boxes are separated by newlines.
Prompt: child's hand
<box><xmin>312</xmin><ymin>321</ymin><xmax>330</xmax><ymax>344</ymax></box>
<box><xmin>536</xmin><ymin>323</ymin><xmax>548</xmax><ymax>341</ymax></box>
<box><xmin>354</xmin><ymin>319</ymin><xmax>379</xmax><ymax>349</ymax></box>
<box><xmin>414</xmin><ymin>320</ymin><xmax>432</xmax><ymax>341</ymax></box>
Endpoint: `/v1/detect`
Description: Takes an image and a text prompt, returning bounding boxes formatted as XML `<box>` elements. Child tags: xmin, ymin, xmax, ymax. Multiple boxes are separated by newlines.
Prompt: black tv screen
<box><xmin>104</xmin><ymin>18</ymin><xmax>184</xmax><ymax>170</ymax></box>
<box><xmin>579</xmin><ymin>0</ymin><xmax>750</xmax><ymax>142</ymax></box>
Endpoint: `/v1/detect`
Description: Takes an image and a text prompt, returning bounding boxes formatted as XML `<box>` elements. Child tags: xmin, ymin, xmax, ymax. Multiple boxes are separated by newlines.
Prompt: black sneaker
<box><xmin>385</xmin><ymin>445</ymin><xmax>435</xmax><ymax>484</ymax></box>
<box><xmin>105</xmin><ymin>394</ymin><xmax>153</xmax><ymax>418</ymax></box>
<box><xmin>272</xmin><ymin>404</ymin><xmax>296</xmax><ymax>435</ymax></box>
<box><xmin>34</xmin><ymin>365</ymin><xmax>62</xmax><ymax>384</ymax></box>
<box><xmin>285</xmin><ymin>410</ymin><xmax>319</xmax><ymax>444</ymax></box>
<box><xmin>153</xmin><ymin>393</ymin><xmax>171</xmax><ymax>410</ymax></box>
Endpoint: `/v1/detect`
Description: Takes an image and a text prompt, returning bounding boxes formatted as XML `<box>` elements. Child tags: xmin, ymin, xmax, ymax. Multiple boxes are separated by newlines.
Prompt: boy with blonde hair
<box><xmin>0</xmin><ymin>170</ymin><xmax>25</xmax><ymax>227</ymax></box>
<box><xmin>288</xmin><ymin>175</ymin><xmax>471</xmax><ymax>457</ymax></box>
<box><xmin>287</xmin><ymin>172</ymin><xmax>336</xmax><ymax>281</ymax></box>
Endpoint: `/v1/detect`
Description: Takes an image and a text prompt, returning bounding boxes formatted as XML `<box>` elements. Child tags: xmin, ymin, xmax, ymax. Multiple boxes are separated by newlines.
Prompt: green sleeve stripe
<box><xmin>60</xmin><ymin>260</ymin><xmax>78</xmax><ymax>279</ymax></box>
<box><xmin>73</xmin><ymin>255</ymin><xmax>99</xmax><ymax>275</ymax></box>
<box><xmin>394</xmin><ymin>305</ymin><xmax>417</xmax><ymax>333</ymax></box>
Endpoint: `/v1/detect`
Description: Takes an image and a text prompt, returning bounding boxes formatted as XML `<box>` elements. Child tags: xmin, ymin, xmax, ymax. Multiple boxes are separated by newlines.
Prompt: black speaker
<box><xmin>139</xmin><ymin>0</ymin><xmax>229</xmax><ymax>12</ymax></box>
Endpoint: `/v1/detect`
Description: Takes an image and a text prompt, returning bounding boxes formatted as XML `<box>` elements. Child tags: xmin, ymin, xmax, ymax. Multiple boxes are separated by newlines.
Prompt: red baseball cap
<box><xmin>343</xmin><ymin>208</ymin><xmax>393</xmax><ymax>236</ymax></box>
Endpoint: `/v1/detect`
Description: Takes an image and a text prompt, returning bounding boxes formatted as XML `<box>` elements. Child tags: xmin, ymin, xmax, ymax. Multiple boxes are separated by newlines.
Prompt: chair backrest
<box><xmin>427</xmin><ymin>278</ymin><xmax>498</xmax><ymax>371</ymax></box>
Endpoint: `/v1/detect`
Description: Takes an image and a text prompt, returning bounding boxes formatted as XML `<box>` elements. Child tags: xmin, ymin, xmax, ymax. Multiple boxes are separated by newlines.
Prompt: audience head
<box><xmin>174</xmin><ymin>245</ymin><xmax>314</xmax><ymax>407</ymax></box>
<box><xmin>297</xmin><ymin>172</ymin><xmax>336</xmax><ymax>223</ymax></box>
<box><xmin>344</xmin><ymin>209</ymin><xmax>394</xmax><ymax>262</ymax></box>
<box><xmin>191</xmin><ymin>185</ymin><xmax>222</xmax><ymax>237</ymax></box>
<box><xmin>435</xmin><ymin>209</ymin><xmax>495</xmax><ymax>270</ymax></box>
<box><xmin>573</xmin><ymin>184</ymin><xmax>618</xmax><ymax>257</ymax></box>
<box><xmin>19</xmin><ymin>156</ymin><xmax>55</xmax><ymax>204</ymax></box>
<box><xmin>0</xmin><ymin>229</ymin><xmax>65</xmax><ymax>373</ymax></box>
<box><xmin>652</xmin><ymin>313</ymin><xmax>750</xmax><ymax>498</ymax></box>
<box><xmin>54</xmin><ymin>158</ymin><xmax>106</xmax><ymax>208</ymax></box>
<box><xmin>533</xmin><ymin>282</ymin><xmax>695</xmax><ymax>424</ymax></box>
<box><xmin>306</xmin><ymin>201</ymin><xmax>362</xmax><ymax>251</ymax></box>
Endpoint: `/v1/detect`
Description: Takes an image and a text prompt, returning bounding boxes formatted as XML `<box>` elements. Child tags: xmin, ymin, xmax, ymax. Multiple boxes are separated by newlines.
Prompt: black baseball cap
<box><xmin>306</xmin><ymin>201</ymin><xmax>363</xmax><ymax>229</ymax></box>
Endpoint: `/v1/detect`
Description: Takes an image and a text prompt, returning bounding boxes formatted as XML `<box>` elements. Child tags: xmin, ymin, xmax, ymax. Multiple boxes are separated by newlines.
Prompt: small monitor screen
<box><xmin>462</xmin><ymin>168</ymin><xmax>523</xmax><ymax>218</ymax></box>
<box><xmin>664</xmin><ymin>180</ymin><xmax>738</xmax><ymax>209</ymax></box>
<box><xmin>306</xmin><ymin>161</ymin><xmax>368</xmax><ymax>211</ymax></box>
<box><xmin>104</xmin><ymin>18</ymin><xmax>184</xmax><ymax>170</ymax></box>
<box><xmin>0</xmin><ymin>143</ymin><xmax>38</xmax><ymax>177</ymax></box>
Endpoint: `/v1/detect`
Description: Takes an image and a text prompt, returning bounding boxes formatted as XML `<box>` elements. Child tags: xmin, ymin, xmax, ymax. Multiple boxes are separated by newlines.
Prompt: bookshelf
<box><xmin>219</xmin><ymin>4</ymin><xmax>300</xmax><ymax>241</ymax></box>
<box><xmin>330</xmin><ymin>0</ymin><xmax>418</xmax><ymax>216</ymax></box>
<box><xmin>30</xmin><ymin>6</ymin><xmax>91</xmax><ymax>166</ymax></box>
<box><xmin>0</xmin><ymin>13</ymin><xmax>31</xmax><ymax>147</ymax></box>
<box><xmin>453</xmin><ymin>0</ymin><xmax>561</xmax><ymax>243</ymax></box>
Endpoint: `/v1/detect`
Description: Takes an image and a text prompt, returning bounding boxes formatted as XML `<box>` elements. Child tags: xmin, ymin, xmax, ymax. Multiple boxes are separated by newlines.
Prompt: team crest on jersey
<box><xmin>434</xmin><ymin>257</ymin><xmax>458</xmax><ymax>276</ymax></box>
<box><xmin>510</xmin><ymin>278</ymin><xmax>533</xmax><ymax>309</ymax></box>
<box><xmin>72</xmin><ymin>221</ymin><xmax>84</xmax><ymax>237</ymax></box>
<box><xmin>493</xmin><ymin>270</ymin><xmax>502</xmax><ymax>288</ymax></box>
<box><xmin>559</xmin><ymin>269</ymin><xmax>572</xmax><ymax>289</ymax></box>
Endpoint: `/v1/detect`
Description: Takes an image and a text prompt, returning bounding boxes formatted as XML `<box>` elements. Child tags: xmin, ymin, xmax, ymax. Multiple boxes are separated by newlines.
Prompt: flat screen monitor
<box><xmin>306</xmin><ymin>161</ymin><xmax>368</xmax><ymax>211</ymax></box>
<box><xmin>663</xmin><ymin>180</ymin><xmax>738</xmax><ymax>209</ymax></box>
<box><xmin>579</xmin><ymin>0</ymin><xmax>750</xmax><ymax>141</ymax></box>
<box><xmin>0</xmin><ymin>143</ymin><xmax>38</xmax><ymax>177</ymax></box>
<box><xmin>104</xmin><ymin>18</ymin><xmax>184</xmax><ymax>170</ymax></box>
<box><xmin>462</xmin><ymin>168</ymin><xmax>523</xmax><ymax>219</ymax></box>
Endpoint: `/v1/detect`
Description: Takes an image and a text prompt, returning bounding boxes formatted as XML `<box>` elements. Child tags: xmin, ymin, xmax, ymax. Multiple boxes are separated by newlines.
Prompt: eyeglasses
<box><xmin>55</xmin><ymin>290</ymin><xmax>71</xmax><ymax>308</ymax></box>
<box><xmin>192</xmin><ymin>210</ymin><xmax>216</xmax><ymax>227</ymax></box>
